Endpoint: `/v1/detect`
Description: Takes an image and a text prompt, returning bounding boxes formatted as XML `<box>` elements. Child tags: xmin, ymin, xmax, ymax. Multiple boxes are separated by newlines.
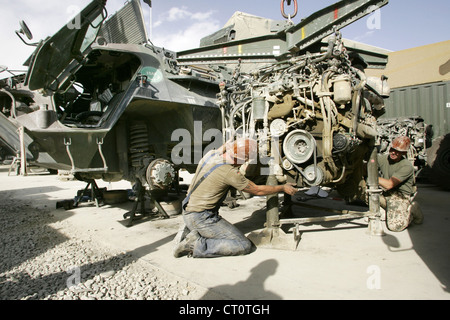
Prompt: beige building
<box><xmin>366</xmin><ymin>40</ymin><xmax>450</xmax><ymax>88</ymax></box>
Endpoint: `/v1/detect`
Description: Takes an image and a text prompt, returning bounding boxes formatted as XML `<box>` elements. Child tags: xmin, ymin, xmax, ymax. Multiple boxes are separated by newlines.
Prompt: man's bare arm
<box><xmin>243</xmin><ymin>180</ymin><xmax>298</xmax><ymax>196</ymax></box>
<box><xmin>378</xmin><ymin>176</ymin><xmax>401</xmax><ymax>191</ymax></box>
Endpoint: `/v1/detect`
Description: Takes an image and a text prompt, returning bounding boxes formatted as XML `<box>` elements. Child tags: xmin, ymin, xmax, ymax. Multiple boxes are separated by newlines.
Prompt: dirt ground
<box><xmin>0</xmin><ymin>164</ymin><xmax>449</xmax><ymax>302</ymax></box>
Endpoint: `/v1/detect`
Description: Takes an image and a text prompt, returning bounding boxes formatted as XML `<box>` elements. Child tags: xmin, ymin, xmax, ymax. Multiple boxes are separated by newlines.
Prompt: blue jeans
<box><xmin>182</xmin><ymin>209</ymin><xmax>253</xmax><ymax>258</ymax></box>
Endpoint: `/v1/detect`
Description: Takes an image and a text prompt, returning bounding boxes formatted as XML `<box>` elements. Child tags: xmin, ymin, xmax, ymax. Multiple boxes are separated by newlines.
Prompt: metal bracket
<box><xmin>64</xmin><ymin>137</ymin><xmax>75</xmax><ymax>171</ymax></box>
<box><xmin>64</xmin><ymin>136</ymin><xmax>108</xmax><ymax>173</ymax></box>
<box><xmin>96</xmin><ymin>137</ymin><xmax>108</xmax><ymax>172</ymax></box>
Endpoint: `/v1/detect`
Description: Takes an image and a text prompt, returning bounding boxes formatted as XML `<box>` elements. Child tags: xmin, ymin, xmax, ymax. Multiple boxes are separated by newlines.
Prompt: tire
<box><xmin>427</xmin><ymin>134</ymin><xmax>450</xmax><ymax>190</ymax></box>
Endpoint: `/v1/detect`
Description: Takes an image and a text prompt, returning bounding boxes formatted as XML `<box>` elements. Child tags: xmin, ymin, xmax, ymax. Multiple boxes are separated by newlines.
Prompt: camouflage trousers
<box><xmin>380</xmin><ymin>190</ymin><xmax>413</xmax><ymax>232</ymax></box>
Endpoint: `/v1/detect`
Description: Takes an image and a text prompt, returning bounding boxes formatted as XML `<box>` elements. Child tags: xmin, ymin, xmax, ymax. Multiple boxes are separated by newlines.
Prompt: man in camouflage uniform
<box><xmin>377</xmin><ymin>136</ymin><xmax>423</xmax><ymax>232</ymax></box>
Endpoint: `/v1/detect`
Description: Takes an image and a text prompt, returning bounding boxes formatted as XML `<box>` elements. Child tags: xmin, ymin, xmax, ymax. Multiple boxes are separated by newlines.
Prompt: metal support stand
<box><xmin>276</xmin><ymin>145</ymin><xmax>385</xmax><ymax>241</ymax></box>
<box><xmin>73</xmin><ymin>179</ymin><xmax>104</xmax><ymax>208</ymax></box>
<box><xmin>151</xmin><ymin>196</ymin><xmax>170</xmax><ymax>219</ymax></box>
<box><xmin>123</xmin><ymin>180</ymin><xmax>170</xmax><ymax>227</ymax></box>
<box><xmin>366</xmin><ymin>146</ymin><xmax>385</xmax><ymax>236</ymax></box>
<box><xmin>247</xmin><ymin>174</ymin><xmax>296</xmax><ymax>250</ymax></box>
<box><xmin>8</xmin><ymin>154</ymin><xmax>21</xmax><ymax>176</ymax></box>
<box><xmin>19</xmin><ymin>127</ymin><xmax>27</xmax><ymax>176</ymax></box>
<box><xmin>9</xmin><ymin>127</ymin><xmax>27</xmax><ymax>176</ymax></box>
<box><xmin>248</xmin><ymin>146</ymin><xmax>385</xmax><ymax>249</ymax></box>
<box><xmin>124</xmin><ymin>180</ymin><xmax>147</xmax><ymax>226</ymax></box>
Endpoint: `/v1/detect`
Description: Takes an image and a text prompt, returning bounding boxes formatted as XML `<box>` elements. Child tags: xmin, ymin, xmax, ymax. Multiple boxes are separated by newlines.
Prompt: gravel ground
<box><xmin>0</xmin><ymin>190</ymin><xmax>199</xmax><ymax>300</ymax></box>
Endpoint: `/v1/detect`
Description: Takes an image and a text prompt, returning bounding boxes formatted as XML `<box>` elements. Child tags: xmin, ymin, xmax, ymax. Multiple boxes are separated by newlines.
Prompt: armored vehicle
<box><xmin>1</xmin><ymin>0</ymin><xmax>391</xmax><ymax>230</ymax></box>
<box><xmin>0</xmin><ymin>0</ymin><xmax>227</xmax><ymax>218</ymax></box>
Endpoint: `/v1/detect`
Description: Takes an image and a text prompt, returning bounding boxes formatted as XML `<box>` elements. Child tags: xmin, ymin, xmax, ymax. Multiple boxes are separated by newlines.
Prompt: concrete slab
<box><xmin>1</xmin><ymin>165</ymin><xmax>449</xmax><ymax>300</ymax></box>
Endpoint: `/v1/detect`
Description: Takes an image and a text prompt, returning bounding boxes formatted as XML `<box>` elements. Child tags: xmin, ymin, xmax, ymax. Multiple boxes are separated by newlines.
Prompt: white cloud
<box><xmin>152</xmin><ymin>20</ymin><xmax>221</xmax><ymax>52</ymax></box>
<box><xmin>352</xmin><ymin>30</ymin><xmax>375</xmax><ymax>42</ymax></box>
<box><xmin>151</xmin><ymin>6</ymin><xmax>220</xmax><ymax>51</ymax></box>
<box><xmin>0</xmin><ymin>1</ymin><xmax>221</xmax><ymax>75</ymax></box>
<box><xmin>167</xmin><ymin>7</ymin><xmax>191</xmax><ymax>21</ymax></box>
<box><xmin>191</xmin><ymin>11</ymin><xmax>217</xmax><ymax>21</ymax></box>
<box><xmin>0</xmin><ymin>0</ymin><xmax>93</xmax><ymax>73</ymax></box>
<box><xmin>154</xmin><ymin>6</ymin><xmax>216</xmax><ymax>25</ymax></box>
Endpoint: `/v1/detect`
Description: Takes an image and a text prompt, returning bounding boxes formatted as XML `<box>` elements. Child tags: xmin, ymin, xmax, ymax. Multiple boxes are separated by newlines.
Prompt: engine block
<box><xmin>218</xmin><ymin>31</ymin><xmax>390</xmax><ymax>199</ymax></box>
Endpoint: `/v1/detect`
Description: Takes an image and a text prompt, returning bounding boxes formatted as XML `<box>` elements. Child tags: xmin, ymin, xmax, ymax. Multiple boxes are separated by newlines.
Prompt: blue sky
<box><xmin>0</xmin><ymin>0</ymin><xmax>448</xmax><ymax>74</ymax></box>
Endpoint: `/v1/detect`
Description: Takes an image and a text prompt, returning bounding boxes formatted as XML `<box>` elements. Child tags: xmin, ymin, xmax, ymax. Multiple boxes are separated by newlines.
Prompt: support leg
<box><xmin>73</xmin><ymin>179</ymin><xmax>103</xmax><ymax>208</ymax></box>
<box><xmin>247</xmin><ymin>175</ymin><xmax>296</xmax><ymax>250</ymax></box>
<box><xmin>151</xmin><ymin>197</ymin><xmax>170</xmax><ymax>219</ymax></box>
<box><xmin>366</xmin><ymin>146</ymin><xmax>385</xmax><ymax>236</ymax></box>
<box><xmin>124</xmin><ymin>180</ymin><xmax>146</xmax><ymax>226</ymax></box>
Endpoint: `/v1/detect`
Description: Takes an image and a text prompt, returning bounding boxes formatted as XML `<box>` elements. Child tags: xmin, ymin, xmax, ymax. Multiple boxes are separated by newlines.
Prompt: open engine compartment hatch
<box><xmin>24</xmin><ymin>0</ymin><xmax>107</xmax><ymax>93</ymax></box>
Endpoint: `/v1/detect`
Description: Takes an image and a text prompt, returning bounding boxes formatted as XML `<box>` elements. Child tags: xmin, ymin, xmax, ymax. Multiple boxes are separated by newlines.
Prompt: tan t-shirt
<box><xmin>377</xmin><ymin>154</ymin><xmax>415</xmax><ymax>195</ymax></box>
<box><xmin>185</xmin><ymin>150</ymin><xmax>250</xmax><ymax>212</ymax></box>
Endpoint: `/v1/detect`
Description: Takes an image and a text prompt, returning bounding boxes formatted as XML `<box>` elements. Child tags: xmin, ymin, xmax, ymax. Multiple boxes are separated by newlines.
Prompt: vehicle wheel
<box><xmin>427</xmin><ymin>134</ymin><xmax>450</xmax><ymax>190</ymax></box>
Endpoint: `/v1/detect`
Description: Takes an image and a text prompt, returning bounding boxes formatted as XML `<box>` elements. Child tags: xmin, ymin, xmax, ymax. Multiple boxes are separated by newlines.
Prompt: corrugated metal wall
<box><xmin>382</xmin><ymin>80</ymin><xmax>450</xmax><ymax>138</ymax></box>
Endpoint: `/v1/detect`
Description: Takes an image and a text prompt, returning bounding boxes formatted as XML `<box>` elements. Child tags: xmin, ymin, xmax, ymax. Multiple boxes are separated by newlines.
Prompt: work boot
<box><xmin>409</xmin><ymin>201</ymin><xmax>424</xmax><ymax>224</ymax></box>
<box><xmin>172</xmin><ymin>224</ymin><xmax>190</xmax><ymax>248</ymax></box>
<box><xmin>173</xmin><ymin>230</ymin><xmax>200</xmax><ymax>258</ymax></box>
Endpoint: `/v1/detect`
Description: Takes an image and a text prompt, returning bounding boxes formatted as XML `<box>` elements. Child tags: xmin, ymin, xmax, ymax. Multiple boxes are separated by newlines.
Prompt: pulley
<box><xmin>333</xmin><ymin>133</ymin><xmax>350</xmax><ymax>152</ymax></box>
<box><xmin>283</xmin><ymin>129</ymin><xmax>316</xmax><ymax>164</ymax></box>
<box><xmin>270</xmin><ymin>119</ymin><xmax>287</xmax><ymax>137</ymax></box>
<box><xmin>303</xmin><ymin>165</ymin><xmax>324</xmax><ymax>186</ymax></box>
<box><xmin>282</xmin><ymin>158</ymin><xmax>293</xmax><ymax>171</ymax></box>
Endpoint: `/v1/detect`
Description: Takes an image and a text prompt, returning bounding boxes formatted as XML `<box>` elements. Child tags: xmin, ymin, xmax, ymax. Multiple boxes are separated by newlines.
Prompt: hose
<box><xmin>351</xmin><ymin>67</ymin><xmax>367</xmax><ymax>135</ymax></box>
